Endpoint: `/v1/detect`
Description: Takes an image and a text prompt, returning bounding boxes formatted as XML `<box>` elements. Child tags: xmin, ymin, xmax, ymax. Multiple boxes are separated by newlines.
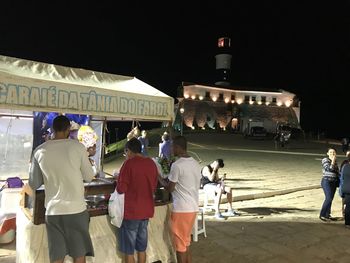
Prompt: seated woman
<box><xmin>201</xmin><ymin>159</ymin><xmax>238</xmax><ymax>219</ymax></box>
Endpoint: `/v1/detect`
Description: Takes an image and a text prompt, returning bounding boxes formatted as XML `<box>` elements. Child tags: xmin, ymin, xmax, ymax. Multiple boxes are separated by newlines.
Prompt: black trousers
<box><xmin>344</xmin><ymin>195</ymin><xmax>350</xmax><ymax>225</ymax></box>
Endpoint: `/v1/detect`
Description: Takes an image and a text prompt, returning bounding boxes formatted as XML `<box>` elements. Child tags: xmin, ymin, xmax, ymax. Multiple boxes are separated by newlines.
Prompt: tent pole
<box><xmin>168</xmin><ymin>119</ymin><xmax>173</xmax><ymax>139</ymax></box>
<box><xmin>100</xmin><ymin>117</ymin><xmax>107</xmax><ymax>172</ymax></box>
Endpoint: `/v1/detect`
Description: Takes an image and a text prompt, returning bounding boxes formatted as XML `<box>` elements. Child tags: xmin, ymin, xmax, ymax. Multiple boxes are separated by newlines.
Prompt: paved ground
<box><xmin>185</xmin><ymin>134</ymin><xmax>349</xmax><ymax>263</ymax></box>
<box><xmin>1</xmin><ymin>133</ymin><xmax>348</xmax><ymax>262</ymax></box>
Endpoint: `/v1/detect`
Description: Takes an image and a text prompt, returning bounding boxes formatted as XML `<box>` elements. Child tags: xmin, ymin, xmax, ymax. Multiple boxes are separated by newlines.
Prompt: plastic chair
<box><xmin>192</xmin><ymin>208</ymin><xmax>206</xmax><ymax>242</ymax></box>
<box><xmin>203</xmin><ymin>188</ymin><xmax>217</xmax><ymax>213</ymax></box>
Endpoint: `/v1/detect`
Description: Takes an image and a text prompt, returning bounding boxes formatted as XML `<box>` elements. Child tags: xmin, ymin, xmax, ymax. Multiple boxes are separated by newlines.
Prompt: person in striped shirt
<box><xmin>320</xmin><ymin>147</ymin><xmax>340</xmax><ymax>221</ymax></box>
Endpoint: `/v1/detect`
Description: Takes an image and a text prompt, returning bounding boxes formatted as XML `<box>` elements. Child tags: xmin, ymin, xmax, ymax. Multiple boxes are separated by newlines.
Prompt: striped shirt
<box><xmin>321</xmin><ymin>157</ymin><xmax>339</xmax><ymax>179</ymax></box>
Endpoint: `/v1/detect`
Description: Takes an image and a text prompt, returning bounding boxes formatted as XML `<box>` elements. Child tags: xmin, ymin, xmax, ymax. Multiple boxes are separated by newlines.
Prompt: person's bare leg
<box><xmin>137</xmin><ymin>251</ymin><xmax>146</xmax><ymax>263</ymax></box>
<box><xmin>53</xmin><ymin>259</ymin><xmax>64</xmax><ymax>263</ymax></box>
<box><xmin>73</xmin><ymin>256</ymin><xmax>85</xmax><ymax>263</ymax></box>
<box><xmin>215</xmin><ymin>188</ymin><xmax>222</xmax><ymax>214</ymax></box>
<box><xmin>125</xmin><ymin>254</ymin><xmax>135</xmax><ymax>263</ymax></box>
<box><xmin>225</xmin><ymin>186</ymin><xmax>233</xmax><ymax>211</ymax></box>
<box><xmin>176</xmin><ymin>251</ymin><xmax>187</xmax><ymax>263</ymax></box>
<box><xmin>186</xmin><ymin>246</ymin><xmax>192</xmax><ymax>263</ymax></box>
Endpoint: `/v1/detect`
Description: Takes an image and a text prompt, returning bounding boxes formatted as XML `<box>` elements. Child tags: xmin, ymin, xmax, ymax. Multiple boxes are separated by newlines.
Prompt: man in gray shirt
<box><xmin>29</xmin><ymin>115</ymin><xmax>95</xmax><ymax>263</ymax></box>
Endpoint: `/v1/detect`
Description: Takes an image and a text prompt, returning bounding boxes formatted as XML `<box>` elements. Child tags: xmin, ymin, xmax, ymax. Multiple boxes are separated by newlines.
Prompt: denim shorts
<box><xmin>118</xmin><ymin>219</ymin><xmax>149</xmax><ymax>255</ymax></box>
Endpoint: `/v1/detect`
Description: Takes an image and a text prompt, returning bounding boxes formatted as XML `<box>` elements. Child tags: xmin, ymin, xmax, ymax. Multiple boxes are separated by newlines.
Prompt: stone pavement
<box><xmin>191</xmin><ymin>188</ymin><xmax>349</xmax><ymax>263</ymax></box>
<box><xmin>184</xmin><ymin>133</ymin><xmax>349</xmax><ymax>263</ymax></box>
<box><xmin>1</xmin><ymin>133</ymin><xmax>347</xmax><ymax>262</ymax></box>
<box><xmin>104</xmin><ymin>133</ymin><xmax>348</xmax><ymax>262</ymax></box>
<box><xmin>184</xmin><ymin>133</ymin><xmax>338</xmax><ymax>206</ymax></box>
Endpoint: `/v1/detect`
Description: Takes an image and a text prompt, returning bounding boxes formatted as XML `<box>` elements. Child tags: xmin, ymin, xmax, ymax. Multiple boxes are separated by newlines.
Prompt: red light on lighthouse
<box><xmin>218</xmin><ymin>37</ymin><xmax>231</xmax><ymax>48</ymax></box>
<box><xmin>218</xmin><ymin>38</ymin><xmax>225</xmax><ymax>47</ymax></box>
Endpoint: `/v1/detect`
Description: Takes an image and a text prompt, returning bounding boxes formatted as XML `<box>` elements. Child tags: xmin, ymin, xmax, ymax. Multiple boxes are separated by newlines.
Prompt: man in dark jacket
<box><xmin>339</xmin><ymin>151</ymin><xmax>350</xmax><ymax>217</ymax></box>
<box><xmin>341</xmin><ymin>164</ymin><xmax>350</xmax><ymax>227</ymax></box>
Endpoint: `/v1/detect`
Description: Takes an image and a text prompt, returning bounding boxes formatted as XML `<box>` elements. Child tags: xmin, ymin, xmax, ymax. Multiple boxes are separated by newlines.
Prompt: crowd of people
<box><xmin>26</xmin><ymin>117</ymin><xmax>241</xmax><ymax>263</ymax></box>
<box><xmin>117</xmin><ymin>127</ymin><xmax>243</xmax><ymax>262</ymax></box>
<box><xmin>26</xmin><ymin>115</ymin><xmax>350</xmax><ymax>263</ymax></box>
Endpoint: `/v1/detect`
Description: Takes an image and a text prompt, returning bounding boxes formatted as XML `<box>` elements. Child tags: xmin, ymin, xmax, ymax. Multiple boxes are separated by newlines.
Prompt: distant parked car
<box><xmin>276</xmin><ymin>124</ymin><xmax>303</xmax><ymax>139</ymax></box>
<box><xmin>244</xmin><ymin>126</ymin><xmax>267</xmax><ymax>139</ymax></box>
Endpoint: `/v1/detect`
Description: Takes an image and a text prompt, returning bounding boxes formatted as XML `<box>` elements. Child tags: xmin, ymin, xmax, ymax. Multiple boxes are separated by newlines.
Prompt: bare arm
<box><xmin>81</xmin><ymin>151</ymin><xmax>95</xmax><ymax>183</ymax></box>
<box><xmin>158</xmin><ymin>176</ymin><xmax>176</xmax><ymax>193</ymax></box>
<box><xmin>28</xmin><ymin>156</ymin><xmax>44</xmax><ymax>190</ymax></box>
<box><xmin>202</xmin><ymin>166</ymin><xmax>218</xmax><ymax>182</ymax></box>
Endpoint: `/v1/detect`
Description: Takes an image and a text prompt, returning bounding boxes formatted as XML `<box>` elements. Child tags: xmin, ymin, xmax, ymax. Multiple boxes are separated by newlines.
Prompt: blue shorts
<box><xmin>118</xmin><ymin>219</ymin><xmax>149</xmax><ymax>255</ymax></box>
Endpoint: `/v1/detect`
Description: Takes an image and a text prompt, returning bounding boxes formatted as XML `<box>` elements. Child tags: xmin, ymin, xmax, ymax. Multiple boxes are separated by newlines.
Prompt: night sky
<box><xmin>1</xmin><ymin>2</ymin><xmax>349</xmax><ymax>139</ymax></box>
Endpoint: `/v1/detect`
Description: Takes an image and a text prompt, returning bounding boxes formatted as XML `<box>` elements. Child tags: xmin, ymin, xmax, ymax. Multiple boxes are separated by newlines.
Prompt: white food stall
<box><xmin>0</xmin><ymin>55</ymin><xmax>175</xmax><ymax>262</ymax></box>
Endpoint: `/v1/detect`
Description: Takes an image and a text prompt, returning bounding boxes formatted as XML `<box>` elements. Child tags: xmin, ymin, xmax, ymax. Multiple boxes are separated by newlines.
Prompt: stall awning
<box><xmin>0</xmin><ymin>55</ymin><xmax>174</xmax><ymax>121</ymax></box>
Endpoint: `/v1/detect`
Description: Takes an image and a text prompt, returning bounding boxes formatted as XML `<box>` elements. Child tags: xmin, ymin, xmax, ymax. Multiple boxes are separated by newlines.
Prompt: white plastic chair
<box><xmin>192</xmin><ymin>208</ymin><xmax>207</xmax><ymax>242</ymax></box>
<box><xmin>203</xmin><ymin>188</ymin><xmax>217</xmax><ymax>213</ymax></box>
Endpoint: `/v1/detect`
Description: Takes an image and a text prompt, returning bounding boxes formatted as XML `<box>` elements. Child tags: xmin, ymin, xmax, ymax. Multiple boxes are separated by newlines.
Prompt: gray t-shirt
<box><xmin>29</xmin><ymin>139</ymin><xmax>94</xmax><ymax>215</ymax></box>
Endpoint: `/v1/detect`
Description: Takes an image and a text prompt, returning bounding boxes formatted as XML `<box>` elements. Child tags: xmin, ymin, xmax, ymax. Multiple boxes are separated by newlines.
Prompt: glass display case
<box><xmin>22</xmin><ymin>178</ymin><xmax>171</xmax><ymax>225</ymax></box>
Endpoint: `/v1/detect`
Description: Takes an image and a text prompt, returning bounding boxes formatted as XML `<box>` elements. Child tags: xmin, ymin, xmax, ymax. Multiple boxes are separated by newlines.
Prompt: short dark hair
<box><xmin>52</xmin><ymin>115</ymin><xmax>70</xmax><ymax>132</ymax></box>
<box><xmin>163</xmin><ymin>133</ymin><xmax>170</xmax><ymax>141</ymax></box>
<box><xmin>125</xmin><ymin>137</ymin><xmax>142</xmax><ymax>154</ymax></box>
<box><xmin>327</xmin><ymin>147</ymin><xmax>337</xmax><ymax>153</ymax></box>
<box><xmin>173</xmin><ymin>135</ymin><xmax>187</xmax><ymax>150</ymax></box>
<box><xmin>216</xmin><ymin>159</ymin><xmax>224</xmax><ymax>168</ymax></box>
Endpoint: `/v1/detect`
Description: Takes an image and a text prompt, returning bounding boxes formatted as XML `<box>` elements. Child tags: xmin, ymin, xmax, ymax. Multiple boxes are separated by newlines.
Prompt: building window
<box><xmin>244</xmin><ymin>95</ymin><xmax>250</xmax><ymax>102</ymax></box>
<box><xmin>251</xmin><ymin>96</ymin><xmax>256</xmax><ymax>102</ymax></box>
<box><xmin>272</xmin><ymin>97</ymin><xmax>277</xmax><ymax>103</ymax></box>
<box><xmin>218</xmin><ymin>93</ymin><xmax>224</xmax><ymax>101</ymax></box>
<box><xmin>205</xmin><ymin>91</ymin><xmax>210</xmax><ymax>99</ymax></box>
<box><xmin>261</xmin><ymin>96</ymin><xmax>266</xmax><ymax>102</ymax></box>
<box><xmin>231</xmin><ymin>94</ymin><xmax>235</xmax><ymax>100</ymax></box>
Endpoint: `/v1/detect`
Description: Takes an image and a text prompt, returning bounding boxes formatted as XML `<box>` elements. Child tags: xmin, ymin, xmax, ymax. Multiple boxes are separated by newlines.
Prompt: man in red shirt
<box><xmin>116</xmin><ymin>138</ymin><xmax>158</xmax><ymax>263</ymax></box>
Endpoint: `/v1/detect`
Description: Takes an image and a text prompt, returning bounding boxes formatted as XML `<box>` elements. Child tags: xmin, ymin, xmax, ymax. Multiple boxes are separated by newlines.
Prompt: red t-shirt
<box><xmin>116</xmin><ymin>155</ymin><xmax>158</xmax><ymax>220</ymax></box>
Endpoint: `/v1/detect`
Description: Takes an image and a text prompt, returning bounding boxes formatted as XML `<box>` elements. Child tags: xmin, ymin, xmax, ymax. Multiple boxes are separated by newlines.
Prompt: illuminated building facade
<box><xmin>173</xmin><ymin>37</ymin><xmax>301</xmax><ymax>134</ymax></box>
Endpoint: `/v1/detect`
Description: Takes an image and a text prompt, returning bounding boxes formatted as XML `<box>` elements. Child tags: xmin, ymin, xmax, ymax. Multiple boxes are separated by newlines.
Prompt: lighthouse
<box><xmin>215</xmin><ymin>37</ymin><xmax>232</xmax><ymax>86</ymax></box>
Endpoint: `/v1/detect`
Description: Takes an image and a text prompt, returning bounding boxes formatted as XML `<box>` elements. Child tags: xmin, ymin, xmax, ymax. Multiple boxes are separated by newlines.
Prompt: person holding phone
<box><xmin>201</xmin><ymin>159</ymin><xmax>238</xmax><ymax>219</ymax></box>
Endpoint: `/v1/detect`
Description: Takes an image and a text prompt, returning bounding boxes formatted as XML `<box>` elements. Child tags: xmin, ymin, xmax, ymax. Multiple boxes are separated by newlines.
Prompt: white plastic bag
<box><xmin>108</xmin><ymin>189</ymin><xmax>124</xmax><ymax>227</ymax></box>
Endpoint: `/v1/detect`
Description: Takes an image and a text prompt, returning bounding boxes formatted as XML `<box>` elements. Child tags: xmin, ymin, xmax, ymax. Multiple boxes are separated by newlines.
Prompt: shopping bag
<box><xmin>108</xmin><ymin>189</ymin><xmax>124</xmax><ymax>227</ymax></box>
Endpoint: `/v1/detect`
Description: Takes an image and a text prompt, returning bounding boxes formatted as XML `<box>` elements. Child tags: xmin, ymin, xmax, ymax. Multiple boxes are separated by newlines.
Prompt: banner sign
<box><xmin>0</xmin><ymin>73</ymin><xmax>173</xmax><ymax>121</ymax></box>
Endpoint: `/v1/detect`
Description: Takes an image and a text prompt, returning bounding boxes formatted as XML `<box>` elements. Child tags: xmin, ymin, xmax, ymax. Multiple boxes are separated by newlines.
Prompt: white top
<box><xmin>167</xmin><ymin>157</ymin><xmax>201</xmax><ymax>212</ymax></box>
<box><xmin>29</xmin><ymin>139</ymin><xmax>94</xmax><ymax>215</ymax></box>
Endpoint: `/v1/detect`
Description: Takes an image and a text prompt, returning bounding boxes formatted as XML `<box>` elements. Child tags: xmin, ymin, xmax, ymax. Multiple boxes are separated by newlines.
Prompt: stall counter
<box><xmin>16</xmin><ymin>203</ymin><xmax>176</xmax><ymax>263</ymax></box>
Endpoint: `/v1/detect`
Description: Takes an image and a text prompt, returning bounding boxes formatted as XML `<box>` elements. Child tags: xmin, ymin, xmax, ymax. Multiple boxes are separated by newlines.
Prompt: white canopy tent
<box><xmin>0</xmin><ymin>55</ymin><xmax>174</xmax><ymax>179</ymax></box>
<box><xmin>0</xmin><ymin>55</ymin><xmax>174</xmax><ymax>121</ymax></box>
<box><xmin>0</xmin><ymin>56</ymin><xmax>177</xmax><ymax>261</ymax></box>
